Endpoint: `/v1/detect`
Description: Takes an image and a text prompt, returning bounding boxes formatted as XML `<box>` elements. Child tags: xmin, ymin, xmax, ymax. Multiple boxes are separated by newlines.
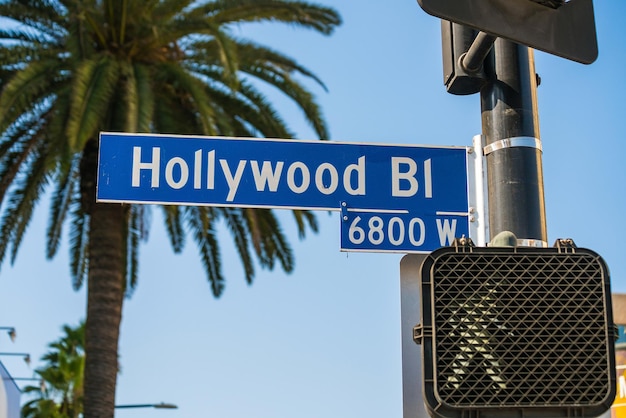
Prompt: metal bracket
<box><xmin>483</xmin><ymin>136</ymin><xmax>542</xmax><ymax>155</ymax></box>
<box><xmin>553</xmin><ymin>238</ymin><xmax>577</xmax><ymax>253</ymax></box>
<box><xmin>451</xmin><ymin>236</ymin><xmax>475</xmax><ymax>252</ymax></box>
<box><xmin>340</xmin><ymin>201</ymin><xmax>349</xmax><ymax>222</ymax></box>
<box><xmin>468</xmin><ymin>134</ymin><xmax>489</xmax><ymax>246</ymax></box>
<box><xmin>413</xmin><ymin>324</ymin><xmax>430</xmax><ymax>345</ymax></box>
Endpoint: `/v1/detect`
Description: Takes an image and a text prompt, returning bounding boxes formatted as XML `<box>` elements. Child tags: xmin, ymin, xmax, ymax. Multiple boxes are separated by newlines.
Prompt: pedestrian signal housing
<box><xmin>414</xmin><ymin>241</ymin><xmax>616</xmax><ymax>417</ymax></box>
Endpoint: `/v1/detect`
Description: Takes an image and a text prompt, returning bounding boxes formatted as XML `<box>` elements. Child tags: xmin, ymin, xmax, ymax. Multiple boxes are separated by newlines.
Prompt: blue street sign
<box><xmin>97</xmin><ymin>133</ymin><xmax>470</xmax><ymax>252</ymax></box>
<box><xmin>340</xmin><ymin>206</ymin><xmax>468</xmax><ymax>253</ymax></box>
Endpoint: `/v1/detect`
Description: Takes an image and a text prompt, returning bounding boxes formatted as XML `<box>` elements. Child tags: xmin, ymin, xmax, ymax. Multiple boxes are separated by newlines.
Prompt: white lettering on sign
<box><xmin>424</xmin><ymin>158</ymin><xmax>432</xmax><ymax>198</ymax></box>
<box><xmin>436</xmin><ymin>218</ymin><xmax>457</xmax><ymax>246</ymax></box>
<box><xmin>316</xmin><ymin>163</ymin><xmax>338</xmax><ymax>195</ymax></box>
<box><xmin>220</xmin><ymin>159</ymin><xmax>247</xmax><ymax>201</ymax></box>
<box><xmin>132</xmin><ymin>147</ymin><xmax>160</xmax><ymax>187</ymax></box>
<box><xmin>391</xmin><ymin>157</ymin><xmax>432</xmax><ymax>198</ymax></box>
<box><xmin>409</xmin><ymin>218</ymin><xmax>426</xmax><ymax>246</ymax></box>
<box><xmin>344</xmin><ymin>213</ymin><xmax>465</xmax><ymax>250</ymax></box>
<box><xmin>344</xmin><ymin>156</ymin><xmax>366</xmax><ymax>195</ymax></box>
<box><xmin>207</xmin><ymin>150</ymin><xmax>215</xmax><ymax>190</ymax></box>
<box><xmin>286</xmin><ymin>162</ymin><xmax>310</xmax><ymax>194</ymax></box>
<box><xmin>346</xmin><ymin>215</ymin><xmax>434</xmax><ymax>249</ymax></box>
<box><xmin>251</xmin><ymin>161</ymin><xmax>284</xmax><ymax>192</ymax></box>
<box><xmin>130</xmin><ymin>146</ymin><xmax>434</xmax><ymax>202</ymax></box>
<box><xmin>165</xmin><ymin>157</ymin><xmax>188</xmax><ymax>189</ymax></box>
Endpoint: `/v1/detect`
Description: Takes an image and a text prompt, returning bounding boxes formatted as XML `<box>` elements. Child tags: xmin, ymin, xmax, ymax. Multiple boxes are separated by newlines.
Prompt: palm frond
<box><xmin>68</xmin><ymin>202</ymin><xmax>89</xmax><ymax>291</ymax></box>
<box><xmin>9</xmin><ymin>159</ymin><xmax>51</xmax><ymax>265</ymax></box>
<box><xmin>47</xmin><ymin>158</ymin><xmax>79</xmax><ymax>259</ymax></box>
<box><xmin>185</xmin><ymin>206</ymin><xmax>224</xmax><ymax>297</ymax></box>
<box><xmin>243</xmin><ymin>59</ymin><xmax>328</xmax><ymax>139</ymax></box>
<box><xmin>0</xmin><ymin>0</ymin><xmax>66</xmax><ymax>40</ymax></box>
<box><xmin>66</xmin><ymin>56</ymin><xmax>120</xmax><ymax>151</ymax></box>
<box><xmin>125</xmin><ymin>204</ymin><xmax>151</xmax><ymax>296</ymax></box>
<box><xmin>218</xmin><ymin>207</ymin><xmax>255</xmax><ymax>283</ymax></box>
<box><xmin>133</xmin><ymin>63</ymin><xmax>155</xmax><ymax>133</ymax></box>
<box><xmin>120</xmin><ymin>61</ymin><xmax>139</xmax><ymax>133</ymax></box>
<box><xmin>175</xmin><ymin>21</ymin><xmax>240</xmax><ymax>88</ymax></box>
<box><xmin>0</xmin><ymin>125</ymin><xmax>41</xmax><ymax>204</ymax></box>
<box><xmin>192</xmin><ymin>0</ymin><xmax>341</xmax><ymax>35</ymax></box>
<box><xmin>0</xmin><ymin>148</ymin><xmax>50</xmax><ymax>267</ymax></box>
<box><xmin>152</xmin><ymin>0</ymin><xmax>195</xmax><ymax>21</ymax></box>
<box><xmin>155</xmin><ymin>61</ymin><xmax>219</xmax><ymax>135</ymax></box>
<box><xmin>243</xmin><ymin>208</ymin><xmax>294</xmax><ymax>272</ymax></box>
<box><xmin>162</xmin><ymin>205</ymin><xmax>185</xmax><ymax>252</ymax></box>
<box><xmin>235</xmin><ymin>40</ymin><xmax>328</xmax><ymax>90</ymax></box>
<box><xmin>0</xmin><ymin>27</ymin><xmax>57</xmax><ymax>46</ymax></box>
<box><xmin>291</xmin><ymin>209</ymin><xmax>319</xmax><ymax>238</ymax></box>
<box><xmin>0</xmin><ymin>60</ymin><xmax>62</xmax><ymax>133</ymax></box>
<box><xmin>152</xmin><ymin>89</ymin><xmax>204</xmax><ymax>135</ymax></box>
<box><xmin>193</xmin><ymin>77</ymin><xmax>293</xmax><ymax>138</ymax></box>
<box><xmin>263</xmin><ymin>211</ymin><xmax>295</xmax><ymax>272</ymax></box>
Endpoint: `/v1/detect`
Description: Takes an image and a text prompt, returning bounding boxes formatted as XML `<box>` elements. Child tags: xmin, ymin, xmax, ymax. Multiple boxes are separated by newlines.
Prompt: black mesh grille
<box><xmin>430</xmin><ymin>252</ymin><xmax>612</xmax><ymax>408</ymax></box>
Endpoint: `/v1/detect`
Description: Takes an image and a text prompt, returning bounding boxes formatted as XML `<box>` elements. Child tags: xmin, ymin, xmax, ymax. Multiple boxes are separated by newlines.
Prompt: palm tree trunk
<box><xmin>83</xmin><ymin>201</ymin><xmax>126</xmax><ymax>418</ymax></box>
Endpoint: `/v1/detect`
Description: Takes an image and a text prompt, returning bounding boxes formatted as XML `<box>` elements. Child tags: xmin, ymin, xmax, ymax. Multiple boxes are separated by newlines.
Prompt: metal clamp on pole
<box><xmin>516</xmin><ymin>238</ymin><xmax>548</xmax><ymax>248</ymax></box>
<box><xmin>483</xmin><ymin>136</ymin><xmax>542</xmax><ymax>155</ymax></box>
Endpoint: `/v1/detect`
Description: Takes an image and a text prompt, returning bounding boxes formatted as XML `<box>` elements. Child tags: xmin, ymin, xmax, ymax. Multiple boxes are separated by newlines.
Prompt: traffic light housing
<box><xmin>441</xmin><ymin>22</ymin><xmax>487</xmax><ymax>95</ymax></box>
<box><xmin>417</xmin><ymin>0</ymin><xmax>598</xmax><ymax>64</ymax></box>
<box><xmin>414</xmin><ymin>240</ymin><xmax>616</xmax><ymax>418</ymax></box>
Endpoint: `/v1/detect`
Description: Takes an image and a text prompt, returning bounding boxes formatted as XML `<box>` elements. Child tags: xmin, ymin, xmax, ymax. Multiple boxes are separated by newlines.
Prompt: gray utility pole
<box><xmin>481</xmin><ymin>39</ymin><xmax>547</xmax><ymax>245</ymax></box>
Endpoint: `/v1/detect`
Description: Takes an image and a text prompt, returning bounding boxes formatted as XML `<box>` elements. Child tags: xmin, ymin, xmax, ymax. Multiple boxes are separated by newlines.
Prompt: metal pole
<box><xmin>115</xmin><ymin>403</ymin><xmax>178</xmax><ymax>409</ymax></box>
<box><xmin>481</xmin><ymin>39</ymin><xmax>547</xmax><ymax>245</ymax></box>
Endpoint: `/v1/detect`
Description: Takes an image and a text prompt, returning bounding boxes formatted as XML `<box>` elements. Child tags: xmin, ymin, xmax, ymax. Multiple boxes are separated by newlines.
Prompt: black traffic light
<box><xmin>441</xmin><ymin>21</ymin><xmax>487</xmax><ymax>95</ymax></box>
<box><xmin>417</xmin><ymin>0</ymin><xmax>598</xmax><ymax>64</ymax></box>
<box><xmin>414</xmin><ymin>239</ymin><xmax>616</xmax><ymax>418</ymax></box>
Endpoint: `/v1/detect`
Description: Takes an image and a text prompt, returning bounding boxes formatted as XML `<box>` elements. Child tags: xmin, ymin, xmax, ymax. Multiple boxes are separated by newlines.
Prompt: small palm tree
<box><xmin>0</xmin><ymin>1</ymin><xmax>341</xmax><ymax>417</ymax></box>
<box><xmin>21</xmin><ymin>322</ymin><xmax>85</xmax><ymax>418</ymax></box>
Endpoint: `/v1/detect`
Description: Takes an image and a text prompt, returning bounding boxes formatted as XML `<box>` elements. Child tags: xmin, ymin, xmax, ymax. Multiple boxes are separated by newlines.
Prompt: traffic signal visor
<box><xmin>417</xmin><ymin>0</ymin><xmax>598</xmax><ymax>64</ymax></box>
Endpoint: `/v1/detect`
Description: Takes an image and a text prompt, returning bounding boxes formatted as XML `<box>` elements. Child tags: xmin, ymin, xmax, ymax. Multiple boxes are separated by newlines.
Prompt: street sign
<box><xmin>340</xmin><ymin>206</ymin><xmax>468</xmax><ymax>253</ymax></box>
<box><xmin>97</xmin><ymin>133</ymin><xmax>470</xmax><ymax>252</ymax></box>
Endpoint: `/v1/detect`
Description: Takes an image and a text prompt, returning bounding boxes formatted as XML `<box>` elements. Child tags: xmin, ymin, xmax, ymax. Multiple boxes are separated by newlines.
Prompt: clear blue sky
<box><xmin>1</xmin><ymin>1</ymin><xmax>624</xmax><ymax>417</ymax></box>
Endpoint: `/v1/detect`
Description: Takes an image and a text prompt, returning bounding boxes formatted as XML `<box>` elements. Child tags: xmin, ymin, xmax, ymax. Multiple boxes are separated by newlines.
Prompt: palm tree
<box><xmin>0</xmin><ymin>1</ymin><xmax>341</xmax><ymax>417</ymax></box>
<box><xmin>21</xmin><ymin>322</ymin><xmax>85</xmax><ymax>418</ymax></box>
